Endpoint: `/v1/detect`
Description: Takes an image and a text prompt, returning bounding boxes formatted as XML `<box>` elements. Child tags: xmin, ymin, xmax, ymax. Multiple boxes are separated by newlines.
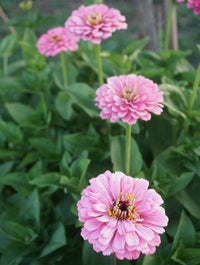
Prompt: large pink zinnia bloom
<box><xmin>78</xmin><ymin>171</ymin><xmax>168</xmax><ymax>260</ymax></box>
<box><xmin>95</xmin><ymin>74</ymin><xmax>163</xmax><ymax>125</ymax></box>
<box><xmin>37</xmin><ymin>27</ymin><xmax>78</xmax><ymax>57</ymax></box>
<box><xmin>187</xmin><ymin>0</ymin><xmax>200</xmax><ymax>14</ymax></box>
<box><xmin>65</xmin><ymin>4</ymin><xmax>127</xmax><ymax>44</ymax></box>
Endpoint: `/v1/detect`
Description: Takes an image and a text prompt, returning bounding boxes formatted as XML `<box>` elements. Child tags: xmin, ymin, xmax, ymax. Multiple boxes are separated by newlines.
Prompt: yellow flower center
<box><xmin>50</xmin><ymin>35</ymin><xmax>60</xmax><ymax>42</ymax></box>
<box><xmin>85</xmin><ymin>13</ymin><xmax>103</xmax><ymax>26</ymax></box>
<box><xmin>107</xmin><ymin>193</ymin><xmax>139</xmax><ymax>221</ymax></box>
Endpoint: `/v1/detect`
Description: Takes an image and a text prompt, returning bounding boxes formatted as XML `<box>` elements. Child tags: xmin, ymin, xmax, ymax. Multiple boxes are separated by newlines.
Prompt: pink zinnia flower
<box><xmin>187</xmin><ymin>0</ymin><xmax>200</xmax><ymax>14</ymax></box>
<box><xmin>95</xmin><ymin>74</ymin><xmax>163</xmax><ymax>125</ymax></box>
<box><xmin>65</xmin><ymin>4</ymin><xmax>127</xmax><ymax>44</ymax></box>
<box><xmin>36</xmin><ymin>27</ymin><xmax>78</xmax><ymax>57</ymax></box>
<box><xmin>78</xmin><ymin>171</ymin><xmax>168</xmax><ymax>260</ymax></box>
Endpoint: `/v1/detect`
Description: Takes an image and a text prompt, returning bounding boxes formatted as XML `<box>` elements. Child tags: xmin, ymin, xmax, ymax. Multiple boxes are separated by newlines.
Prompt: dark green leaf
<box><xmin>55</xmin><ymin>92</ymin><xmax>73</xmax><ymax>120</ymax></box>
<box><xmin>172</xmin><ymin>211</ymin><xmax>196</xmax><ymax>252</ymax></box>
<box><xmin>142</xmin><ymin>252</ymin><xmax>163</xmax><ymax>265</ymax></box>
<box><xmin>40</xmin><ymin>222</ymin><xmax>66</xmax><ymax>257</ymax></box>
<box><xmin>82</xmin><ymin>240</ymin><xmax>110</xmax><ymax>265</ymax></box>
<box><xmin>65</xmin><ymin>83</ymin><xmax>99</xmax><ymax>117</ymax></box>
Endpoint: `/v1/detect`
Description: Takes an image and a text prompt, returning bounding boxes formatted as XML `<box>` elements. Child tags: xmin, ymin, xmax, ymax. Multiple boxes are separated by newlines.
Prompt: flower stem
<box><xmin>125</xmin><ymin>124</ymin><xmax>132</xmax><ymax>176</ymax></box>
<box><xmin>94</xmin><ymin>44</ymin><xmax>104</xmax><ymax>86</ymax></box>
<box><xmin>188</xmin><ymin>64</ymin><xmax>200</xmax><ymax>112</ymax></box>
<box><xmin>164</xmin><ymin>0</ymin><xmax>175</xmax><ymax>51</ymax></box>
<box><xmin>3</xmin><ymin>55</ymin><xmax>8</xmax><ymax>77</ymax></box>
<box><xmin>60</xmin><ymin>52</ymin><xmax>68</xmax><ymax>87</ymax></box>
<box><xmin>111</xmin><ymin>253</ymin><xmax>117</xmax><ymax>265</ymax></box>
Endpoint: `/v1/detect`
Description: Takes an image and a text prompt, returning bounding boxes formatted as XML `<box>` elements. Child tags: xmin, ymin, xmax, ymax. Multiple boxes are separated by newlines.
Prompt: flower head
<box><xmin>78</xmin><ymin>171</ymin><xmax>168</xmax><ymax>260</ymax></box>
<box><xmin>95</xmin><ymin>74</ymin><xmax>163</xmax><ymax>125</ymax></box>
<box><xmin>187</xmin><ymin>0</ymin><xmax>200</xmax><ymax>14</ymax></box>
<box><xmin>36</xmin><ymin>27</ymin><xmax>78</xmax><ymax>57</ymax></box>
<box><xmin>65</xmin><ymin>4</ymin><xmax>127</xmax><ymax>44</ymax></box>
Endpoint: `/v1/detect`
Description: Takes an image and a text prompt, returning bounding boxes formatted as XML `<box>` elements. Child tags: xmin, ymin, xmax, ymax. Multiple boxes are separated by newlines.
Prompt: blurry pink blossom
<box><xmin>95</xmin><ymin>74</ymin><xmax>163</xmax><ymax>125</ymax></box>
<box><xmin>77</xmin><ymin>171</ymin><xmax>168</xmax><ymax>260</ymax></box>
<box><xmin>37</xmin><ymin>27</ymin><xmax>78</xmax><ymax>57</ymax></box>
<box><xmin>65</xmin><ymin>4</ymin><xmax>127</xmax><ymax>44</ymax></box>
<box><xmin>187</xmin><ymin>0</ymin><xmax>200</xmax><ymax>14</ymax></box>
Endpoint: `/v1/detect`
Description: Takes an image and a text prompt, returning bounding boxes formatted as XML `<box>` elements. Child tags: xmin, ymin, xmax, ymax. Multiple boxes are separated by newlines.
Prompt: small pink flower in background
<box><xmin>95</xmin><ymin>74</ymin><xmax>163</xmax><ymax>125</ymax></box>
<box><xmin>65</xmin><ymin>4</ymin><xmax>127</xmax><ymax>44</ymax></box>
<box><xmin>77</xmin><ymin>171</ymin><xmax>168</xmax><ymax>260</ymax></box>
<box><xmin>37</xmin><ymin>27</ymin><xmax>78</xmax><ymax>57</ymax></box>
<box><xmin>187</xmin><ymin>0</ymin><xmax>200</xmax><ymax>14</ymax></box>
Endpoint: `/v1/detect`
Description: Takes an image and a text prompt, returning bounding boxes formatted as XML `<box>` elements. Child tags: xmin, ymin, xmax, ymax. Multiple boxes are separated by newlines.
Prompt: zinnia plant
<box><xmin>37</xmin><ymin>27</ymin><xmax>78</xmax><ymax>86</ymax></box>
<box><xmin>65</xmin><ymin>4</ymin><xmax>127</xmax><ymax>44</ymax></box>
<box><xmin>77</xmin><ymin>170</ymin><xmax>168</xmax><ymax>260</ymax></box>
<box><xmin>95</xmin><ymin>74</ymin><xmax>163</xmax><ymax>126</ymax></box>
<box><xmin>65</xmin><ymin>4</ymin><xmax>127</xmax><ymax>86</ymax></box>
<box><xmin>37</xmin><ymin>26</ymin><xmax>78</xmax><ymax>57</ymax></box>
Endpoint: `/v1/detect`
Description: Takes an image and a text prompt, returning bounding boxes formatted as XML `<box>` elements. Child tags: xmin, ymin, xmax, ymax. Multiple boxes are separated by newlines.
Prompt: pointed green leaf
<box><xmin>40</xmin><ymin>222</ymin><xmax>67</xmax><ymax>257</ymax></box>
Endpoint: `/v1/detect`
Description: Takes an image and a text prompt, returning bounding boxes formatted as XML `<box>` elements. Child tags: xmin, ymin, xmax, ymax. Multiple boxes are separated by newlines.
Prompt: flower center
<box><xmin>121</xmin><ymin>84</ymin><xmax>137</xmax><ymax>102</ymax></box>
<box><xmin>107</xmin><ymin>193</ymin><xmax>140</xmax><ymax>221</ymax></box>
<box><xmin>50</xmin><ymin>35</ymin><xmax>60</xmax><ymax>42</ymax></box>
<box><xmin>85</xmin><ymin>13</ymin><xmax>103</xmax><ymax>26</ymax></box>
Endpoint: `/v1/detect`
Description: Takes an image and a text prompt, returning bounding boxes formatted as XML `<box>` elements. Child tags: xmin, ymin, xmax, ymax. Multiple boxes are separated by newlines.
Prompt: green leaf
<box><xmin>111</xmin><ymin>135</ymin><xmax>142</xmax><ymax>176</ymax></box>
<box><xmin>55</xmin><ymin>92</ymin><xmax>73</xmax><ymax>120</ymax></box>
<box><xmin>55</xmin><ymin>194</ymin><xmax>77</xmax><ymax>225</ymax></box>
<box><xmin>0</xmin><ymin>172</ymin><xmax>30</xmax><ymax>195</ymax></box>
<box><xmin>160</xmin><ymin>84</ymin><xmax>187</xmax><ymax>119</ymax></box>
<box><xmin>23</xmin><ymin>188</ymin><xmax>40</xmax><ymax>228</ymax></box>
<box><xmin>167</xmin><ymin>172</ymin><xmax>194</xmax><ymax>197</ymax></box>
<box><xmin>40</xmin><ymin>222</ymin><xmax>67</xmax><ymax>257</ymax></box>
<box><xmin>17</xmin><ymin>152</ymin><xmax>40</xmax><ymax>169</ymax></box>
<box><xmin>172</xmin><ymin>210</ymin><xmax>196</xmax><ymax>252</ymax></box>
<box><xmin>2</xmin><ymin>221</ymin><xmax>37</xmax><ymax>244</ymax></box>
<box><xmin>29</xmin><ymin>137</ymin><xmax>61</xmax><ymax>161</ymax></box>
<box><xmin>123</xmin><ymin>36</ymin><xmax>150</xmax><ymax>62</ymax></box>
<box><xmin>65</xmin><ymin>83</ymin><xmax>99</xmax><ymax>117</ymax></box>
<box><xmin>30</xmin><ymin>172</ymin><xmax>63</xmax><ymax>188</ymax></box>
<box><xmin>82</xmin><ymin>240</ymin><xmax>110</xmax><ymax>265</ymax></box>
<box><xmin>0</xmin><ymin>161</ymin><xmax>14</xmax><ymax>177</ymax></box>
<box><xmin>183</xmin><ymin>248</ymin><xmax>200</xmax><ymax>265</ymax></box>
<box><xmin>0</xmin><ymin>34</ymin><xmax>20</xmax><ymax>57</ymax></box>
<box><xmin>5</xmin><ymin>103</ymin><xmax>34</xmax><ymax>126</ymax></box>
<box><xmin>63</xmin><ymin>132</ymin><xmax>99</xmax><ymax>156</ymax></box>
<box><xmin>0</xmin><ymin>119</ymin><xmax>23</xmax><ymax>143</ymax></box>
<box><xmin>175</xmin><ymin>189</ymin><xmax>200</xmax><ymax>220</ymax></box>
<box><xmin>142</xmin><ymin>252</ymin><xmax>163</xmax><ymax>265</ymax></box>
<box><xmin>0</xmin><ymin>242</ymin><xmax>29</xmax><ymax>265</ymax></box>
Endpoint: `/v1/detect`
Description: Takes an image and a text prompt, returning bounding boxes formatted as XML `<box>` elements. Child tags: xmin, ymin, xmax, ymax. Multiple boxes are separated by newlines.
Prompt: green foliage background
<box><xmin>0</xmin><ymin>0</ymin><xmax>200</xmax><ymax>265</ymax></box>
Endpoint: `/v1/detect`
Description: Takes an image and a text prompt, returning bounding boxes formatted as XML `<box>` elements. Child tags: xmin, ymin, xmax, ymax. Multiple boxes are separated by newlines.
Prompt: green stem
<box><xmin>125</xmin><ymin>124</ymin><xmax>132</xmax><ymax>176</ymax></box>
<box><xmin>164</xmin><ymin>0</ymin><xmax>175</xmax><ymax>51</ymax></box>
<box><xmin>40</xmin><ymin>92</ymin><xmax>47</xmax><ymax>121</ymax></box>
<box><xmin>94</xmin><ymin>44</ymin><xmax>104</xmax><ymax>86</ymax></box>
<box><xmin>188</xmin><ymin>64</ymin><xmax>200</xmax><ymax>112</ymax></box>
<box><xmin>60</xmin><ymin>52</ymin><xmax>68</xmax><ymax>87</ymax></box>
<box><xmin>3</xmin><ymin>55</ymin><xmax>8</xmax><ymax>77</ymax></box>
<box><xmin>111</xmin><ymin>253</ymin><xmax>117</xmax><ymax>265</ymax></box>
